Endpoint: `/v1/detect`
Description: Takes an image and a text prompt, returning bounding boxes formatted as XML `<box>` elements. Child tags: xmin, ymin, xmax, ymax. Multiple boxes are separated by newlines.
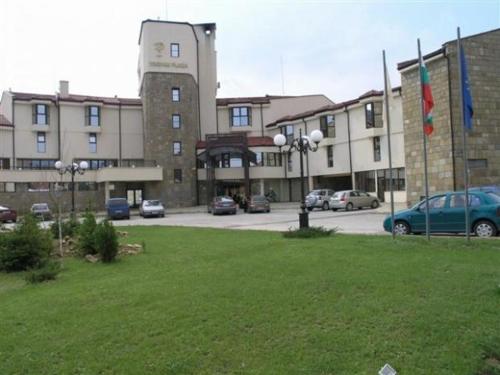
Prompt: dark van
<box><xmin>106</xmin><ymin>198</ymin><xmax>130</xmax><ymax>220</ymax></box>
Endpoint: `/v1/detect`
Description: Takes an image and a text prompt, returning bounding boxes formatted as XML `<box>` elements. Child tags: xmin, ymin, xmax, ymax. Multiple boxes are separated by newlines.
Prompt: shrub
<box><xmin>283</xmin><ymin>226</ymin><xmax>337</xmax><ymax>239</ymax></box>
<box><xmin>95</xmin><ymin>220</ymin><xmax>119</xmax><ymax>263</ymax></box>
<box><xmin>77</xmin><ymin>211</ymin><xmax>97</xmax><ymax>256</ymax></box>
<box><xmin>0</xmin><ymin>214</ymin><xmax>53</xmax><ymax>272</ymax></box>
<box><xmin>50</xmin><ymin>215</ymin><xmax>80</xmax><ymax>239</ymax></box>
<box><xmin>25</xmin><ymin>260</ymin><xmax>61</xmax><ymax>284</ymax></box>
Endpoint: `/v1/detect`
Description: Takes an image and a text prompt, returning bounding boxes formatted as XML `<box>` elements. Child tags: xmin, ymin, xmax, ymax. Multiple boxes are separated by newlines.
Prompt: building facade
<box><xmin>398</xmin><ymin>28</ymin><xmax>500</xmax><ymax>206</ymax></box>
<box><xmin>2</xmin><ymin>20</ymin><xmax>496</xmax><ymax>212</ymax></box>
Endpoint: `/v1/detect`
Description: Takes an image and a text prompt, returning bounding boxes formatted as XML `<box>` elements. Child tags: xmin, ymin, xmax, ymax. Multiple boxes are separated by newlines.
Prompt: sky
<box><xmin>1</xmin><ymin>0</ymin><xmax>499</xmax><ymax>103</ymax></box>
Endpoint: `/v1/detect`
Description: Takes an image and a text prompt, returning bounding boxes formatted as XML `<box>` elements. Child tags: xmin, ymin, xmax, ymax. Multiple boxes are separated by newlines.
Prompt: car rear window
<box><xmin>145</xmin><ymin>200</ymin><xmax>160</xmax><ymax>206</ymax></box>
<box><xmin>32</xmin><ymin>204</ymin><xmax>48</xmax><ymax>210</ymax></box>
<box><xmin>108</xmin><ymin>199</ymin><xmax>127</xmax><ymax>206</ymax></box>
<box><xmin>252</xmin><ymin>196</ymin><xmax>266</xmax><ymax>202</ymax></box>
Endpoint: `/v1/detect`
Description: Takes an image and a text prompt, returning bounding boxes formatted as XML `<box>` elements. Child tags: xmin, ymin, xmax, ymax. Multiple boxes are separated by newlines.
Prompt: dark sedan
<box><xmin>383</xmin><ymin>191</ymin><xmax>500</xmax><ymax>237</ymax></box>
<box><xmin>0</xmin><ymin>205</ymin><xmax>17</xmax><ymax>223</ymax></box>
<box><xmin>208</xmin><ymin>196</ymin><xmax>237</xmax><ymax>215</ymax></box>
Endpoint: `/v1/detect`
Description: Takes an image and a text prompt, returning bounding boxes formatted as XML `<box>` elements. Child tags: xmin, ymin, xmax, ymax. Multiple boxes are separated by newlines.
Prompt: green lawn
<box><xmin>1</xmin><ymin>227</ymin><xmax>500</xmax><ymax>374</ymax></box>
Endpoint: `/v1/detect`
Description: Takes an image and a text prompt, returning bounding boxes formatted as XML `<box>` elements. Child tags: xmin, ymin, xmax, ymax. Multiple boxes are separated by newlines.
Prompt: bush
<box><xmin>25</xmin><ymin>260</ymin><xmax>61</xmax><ymax>284</ymax></box>
<box><xmin>283</xmin><ymin>226</ymin><xmax>337</xmax><ymax>239</ymax></box>
<box><xmin>77</xmin><ymin>211</ymin><xmax>97</xmax><ymax>256</ymax></box>
<box><xmin>95</xmin><ymin>220</ymin><xmax>119</xmax><ymax>263</ymax></box>
<box><xmin>0</xmin><ymin>215</ymin><xmax>53</xmax><ymax>272</ymax></box>
<box><xmin>50</xmin><ymin>215</ymin><xmax>80</xmax><ymax>239</ymax></box>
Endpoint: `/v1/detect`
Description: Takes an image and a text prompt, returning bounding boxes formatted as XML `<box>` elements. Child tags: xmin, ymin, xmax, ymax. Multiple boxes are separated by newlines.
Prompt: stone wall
<box><xmin>141</xmin><ymin>72</ymin><xmax>199</xmax><ymax>207</ymax></box>
<box><xmin>401</xmin><ymin>55</ymin><xmax>454</xmax><ymax>205</ymax></box>
<box><xmin>447</xmin><ymin>30</ymin><xmax>500</xmax><ymax>188</ymax></box>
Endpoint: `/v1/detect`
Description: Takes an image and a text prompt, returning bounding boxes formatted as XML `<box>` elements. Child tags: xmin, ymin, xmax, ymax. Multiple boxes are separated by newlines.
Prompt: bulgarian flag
<box><xmin>420</xmin><ymin>57</ymin><xmax>434</xmax><ymax>136</ymax></box>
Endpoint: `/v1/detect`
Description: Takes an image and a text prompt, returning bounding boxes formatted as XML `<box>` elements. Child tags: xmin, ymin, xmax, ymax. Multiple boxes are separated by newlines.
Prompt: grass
<box><xmin>1</xmin><ymin>227</ymin><xmax>500</xmax><ymax>374</ymax></box>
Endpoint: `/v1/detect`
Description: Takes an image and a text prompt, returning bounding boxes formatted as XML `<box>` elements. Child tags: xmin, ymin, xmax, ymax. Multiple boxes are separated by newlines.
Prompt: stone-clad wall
<box><xmin>401</xmin><ymin>56</ymin><xmax>454</xmax><ymax>206</ymax></box>
<box><xmin>447</xmin><ymin>30</ymin><xmax>500</xmax><ymax>188</ymax></box>
<box><xmin>141</xmin><ymin>72</ymin><xmax>199</xmax><ymax>207</ymax></box>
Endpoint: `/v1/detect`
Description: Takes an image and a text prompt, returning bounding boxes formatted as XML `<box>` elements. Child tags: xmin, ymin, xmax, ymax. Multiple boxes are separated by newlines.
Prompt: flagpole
<box><xmin>457</xmin><ymin>27</ymin><xmax>471</xmax><ymax>242</ymax></box>
<box><xmin>418</xmin><ymin>39</ymin><xmax>431</xmax><ymax>241</ymax></box>
<box><xmin>383</xmin><ymin>50</ymin><xmax>395</xmax><ymax>239</ymax></box>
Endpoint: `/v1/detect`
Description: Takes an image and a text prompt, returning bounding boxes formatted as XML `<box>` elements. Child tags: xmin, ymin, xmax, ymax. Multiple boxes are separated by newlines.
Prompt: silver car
<box><xmin>305</xmin><ymin>189</ymin><xmax>335</xmax><ymax>211</ymax></box>
<box><xmin>329</xmin><ymin>190</ymin><xmax>380</xmax><ymax>211</ymax></box>
<box><xmin>139</xmin><ymin>200</ymin><xmax>165</xmax><ymax>218</ymax></box>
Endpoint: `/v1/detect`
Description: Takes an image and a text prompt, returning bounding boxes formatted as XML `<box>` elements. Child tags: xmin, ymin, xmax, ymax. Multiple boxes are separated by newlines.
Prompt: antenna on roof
<box><xmin>280</xmin><ymin>55</ymin><xmax>285</xmax><ymax>95</ymax></box>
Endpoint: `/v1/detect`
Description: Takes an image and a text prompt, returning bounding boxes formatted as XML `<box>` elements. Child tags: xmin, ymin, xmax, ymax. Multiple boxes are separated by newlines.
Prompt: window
<box><xmin>266</xmin><ymin>153</ymin><xmax>282</xmax><ymax>167</ymax></box>
<box><xmin>284</xmin><ymin>125</ymin><xmax>294</xmax><ymax>144</ymax></box>
<box><xmin>221</xmin><ymin>153</ymin><xmax>230</xmax><ymax>168</ymax></box>
<box><xmin>86</xmin><ymin>106</ymin><xmax>100</xmax><ymax>126</ymax></box>
<box><xmin>172</xmin><ymin>114</ymin><xmax>181</xmax><ymax>129</ymax></box>
<box><xmin>78</xmin><ymin>182</ymin><xmax>98</xmax><ymax>191</ymax></box>
<box><xmin>89</xmin><ymin>133</ymin><xmax>97</xmax><ymax>153</ymax></box>
<box><xmin>373</xmin><ymin>136</ymin><xmax>381</xmax><ymax>161</ymax></box>
<box><xmin>423</xmin><ymin>195</ymin><xmax>447</xmax><ymax>210</ymax></box>
<box><xmin>174</xmin><ymin>169</ymin><xmax>182</xmax><ymax>183</ymax></box>
<box><xmin>450</xmin><ymin>194</ymin><xmax>481</xmax><ymax>208</ymax></box>
<box><xmin>365</xmin><ymin>102</ymin><xmax>374</xmax><ymax>128</ymax></box>
<box><xmin>320</xmin><ymin>115</ymin><xmax>335</xmax><ymax>138</ymax></box>
<box><xmin>468</xmin><ymin>159</ymin><xmax>488</xmax><ymax>169</ymax></box>
<box><xmin>33</xmin><ymin>104</ymin><xmax>49</xmax><ymax>125</ymax></box>
<box><xmin>327</xmin><ymin>145</ymin><xmax>334</xmax><ymax>167</ymax></box>
<box><xmin>231</xmin><ymin>107</ymin><xmax>251</xmax><ymax>127</ymax></box>
<box><xmin>287</xmin><ymin>154</ymin><xmax>293</xmax><ymax>172</ymax></box>
<box><xmin>170</xmin><ymin>43</ymin><xmax>180</xmax><ymax>57</ymax></box>
<box><xmin>172</xmin><ymin>88</ymin><xmax>180</xmax><ymax>102</ymax></box>
<box><xmin>0</xmin><ymin>158</ymin><xmax>10</xmax><ymax>170</ymax></box>
<box><xmin>0</xmin><ymin>182</ymin><xmax>15</xmax><ymax>192</ymax></box>
<box><xmin>78</xmin><ymin>159</ymin><xmax>117</xmax><ymax>170</ymax></box>
<box><xmin>381</xmin><ymin>167</ymin><xmax>405</xmax><ymax>191</ymax></box>
<box><xmin>173</xmin><ymin>141</ymin><xmax>182</xmax><ymax>155</ymax></box>
<box><xmin>37</xmin><ymin>132</ymin><xmax>46</xmax><ymax>153</ymax></box>
<box><xmin>355</xmin><ymin>170</ymin><xmax>376</xmax><ymax>192</ymax></box>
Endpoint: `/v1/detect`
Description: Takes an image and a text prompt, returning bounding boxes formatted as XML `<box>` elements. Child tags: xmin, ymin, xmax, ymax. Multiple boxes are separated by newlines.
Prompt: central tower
<box><xmin>138</xmin><ymin>20</ymin><xmax>217</xmax><ymax>206</ymax></box>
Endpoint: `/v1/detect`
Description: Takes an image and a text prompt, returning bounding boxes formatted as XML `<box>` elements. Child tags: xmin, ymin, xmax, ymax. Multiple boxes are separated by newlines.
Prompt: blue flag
<box><xmin>460</xmin><ymin>48</ymin><xmax>474</xmax><ymax>130</ymax></box>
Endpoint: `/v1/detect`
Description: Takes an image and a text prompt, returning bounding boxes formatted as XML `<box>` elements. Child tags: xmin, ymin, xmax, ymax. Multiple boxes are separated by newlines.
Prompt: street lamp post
<box><xmin>55</xmin><ymin>160</ymin><xmax>88</xmax><ymax>215</ymax></box>
<box><xmin>273</xmin><ymin>128</ymin><xmax>323</xmax><ymax>228</ymax></box>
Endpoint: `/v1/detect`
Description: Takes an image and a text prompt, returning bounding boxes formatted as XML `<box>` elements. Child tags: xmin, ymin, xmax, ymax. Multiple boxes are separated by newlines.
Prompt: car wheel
<box><xmin>267</xmin><ymin>209</ymin><xmax>271</xmax><ymax>213</ymax></box>
<box><xmin>332</xmin><ymin>208</ymin><xmax>338</xmax><ymax>212</ymax></box>
<box><xmin>322</xmin><ymin>201</ymin><xmax>329</xmax><ymax>211</ymax></box>
<box><xmin>371</xmin><ymin>200</ymin><xmax>380</xmax><ymax>209</ymax></box>
<box><xmin>473</xmin><ymin>220</ymin><xmax>497</xmax><ymax>237</ymax></box>
<box><xmin>307</xmin><ymin>207</ymin><xmax>313</xmax><ymax>212</ymax></box>
<box><xmin>393</xmin><ymin>221</ymin><xmax>410</xmax><ymax>235</ymax></box>
<box><xmin>126</xmin><ymin>216</ymin><xmax>130</xmax><ymax>220</ymax></box>
<box><xmin>161</xmin><ymin>214</ymin><xmax>165</xmax><ymax>218</ymax></box>
<box><xmin>346</xmin><ymin>203</ymin><xmax>353</xmax><ymax>211</ymax></box>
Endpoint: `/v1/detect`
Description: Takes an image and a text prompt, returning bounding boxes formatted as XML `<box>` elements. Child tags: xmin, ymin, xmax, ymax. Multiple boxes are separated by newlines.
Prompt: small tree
<box><xmin>0</xmin><ymin>214</ymin><xmax>53</xmax><ymax>272</ymax></box>
<box><xmin>77</xmin><ymin>211</ymin><xmax>97</xmax><ymax>256</ymax></box>
<box><xmin>95</xmin><ymin>220</ymin><xmax>119</xmax><ymax>263</ymax></box>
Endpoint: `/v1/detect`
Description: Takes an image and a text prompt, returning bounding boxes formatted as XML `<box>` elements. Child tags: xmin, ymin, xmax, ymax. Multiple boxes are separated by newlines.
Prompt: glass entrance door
<box><xmin>127</xmin><ymin>189</ymin><xmax>143</xmax><ymax>208</ymax></box>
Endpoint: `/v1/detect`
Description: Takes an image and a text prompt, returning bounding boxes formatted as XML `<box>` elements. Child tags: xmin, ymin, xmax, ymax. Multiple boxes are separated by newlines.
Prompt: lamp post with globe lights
<box><xmin>55</xmin><ymin>160</ymin><xmax>88</xmax><ymax>215</ymax></box>
<box><xmin>273</xmin><ymin>128</ymin><xmax>323</xmax><ymax>228</ymax></box>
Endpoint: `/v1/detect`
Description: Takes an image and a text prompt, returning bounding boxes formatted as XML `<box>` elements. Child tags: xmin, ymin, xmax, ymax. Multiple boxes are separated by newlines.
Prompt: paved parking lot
<box><xmin>111</xmin><ymin>205</ymin><xmax>391</xmax><ymax>234</ymax></box>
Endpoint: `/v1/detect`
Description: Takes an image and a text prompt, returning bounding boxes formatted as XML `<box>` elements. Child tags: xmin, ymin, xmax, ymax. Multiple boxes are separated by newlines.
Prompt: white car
<box><xmin>139</xmin><ymin>200</ymin><xmax>165</xmax><ymax>218</ymax></box>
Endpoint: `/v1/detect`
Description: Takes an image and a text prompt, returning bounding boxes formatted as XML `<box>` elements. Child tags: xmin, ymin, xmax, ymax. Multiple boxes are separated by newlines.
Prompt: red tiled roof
<box><xmin>12</xmin><ymin>92</ymin><xmax>142</xmax><ymax>106</ymax></box>
<box><xmin>196</xmin><ymin>136</ymin><xmax>274</xmax><ymax>149</ymax></box>
<box><xmin>0</xmin><ymin>114</ymin><xmax>13</xmax><ymax>127</ymax></box>
<box><xmin>264</xmin><ymin>88</ymin><xmax>401</xmax><ymax>128</ymax></box>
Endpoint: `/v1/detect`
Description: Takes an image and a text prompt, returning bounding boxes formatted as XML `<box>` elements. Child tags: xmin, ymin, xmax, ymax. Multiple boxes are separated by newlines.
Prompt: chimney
<box><xmin>59</xmin><ymin>80</ymin><xmax>69</xmax><ymax>97</ymax></box>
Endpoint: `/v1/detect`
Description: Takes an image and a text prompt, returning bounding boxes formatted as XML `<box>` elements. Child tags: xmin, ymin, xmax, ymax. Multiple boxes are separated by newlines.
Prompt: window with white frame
<box><xmin>172</xmin><ymin>88</ymin><xmax>180</xmax><ymax>102</ymax></box>
<box><xmin>172</xmin><ymin>114</ymin><xmax>181</xmax><ymax>129</ymax></box>
<box><xmin>89</xmin><ymin>133</ymin><xmax>97</xmax><ymax>153</ymax></box>
<box><xmin>284</xmin><ymin>125</ymin><xmax>294</xmax><ymax>144</ymax></box>
<box><xmin>173</xmin><ymin>141</ymin><xmax>182</xmax><ymax>155</ymax></box>
<box><xmin>33</xmin><ymin>104</ymin><xmax>49</xmax><ymax>125</ymax></box>
<box><xmin>86</xmin><ymin>106</ymin><xmax>100</xmax><ymax>126</ymax></box>
<box><xmin>231</xmin><ymin>107</ymin><xmax>251</xmax><ymax>127</ymax></box>
<box><xmin>170</xmin><ymin>43</ymin><xmax>180</xmax><ymax>57</ymax></box>
<box><xmin>37</xmin><ymin>132</ymin><xmax>46</xmax><ymax>153</ymax></box>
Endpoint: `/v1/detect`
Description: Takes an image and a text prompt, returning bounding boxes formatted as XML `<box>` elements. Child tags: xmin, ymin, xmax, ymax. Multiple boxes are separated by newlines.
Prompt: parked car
<box><xmin>383</xmin><ymin>191</ymin><xmax>500</xmax><ymax>237</ymax></box>
<box><xmin>330</xmin><ymin>190</ymin><xmax>380</xmax><ymax>211</ymax></box>
<box><xmin>0</xmin><ymin>205</ymin><xmax>17</xmax><ymax>223</ymax></box>
<box><xmin>470</xmin><ymin>185</ymin><xmax>500</xmax><ymax>196</ymax></box>
<box><xmin>208</xmin><ymin>196</ymin><xmax>237</xmax><ymax>215</ymax></box>
<box><xmin>247</xmin><ymin>195</ymin><xmax>271</xmax><ymax>213</ymax></box>
<box><xmin>305</xmin><ymin>189</ymin><xmax>335</xmax><ymax>211</ymax></box>
<box><xmin>106</xmin><ymin>198</ymin><xmax>130</xmax><ymax>220</ymax></box>
<box><xmin>31</xmin><ymin>203</ymin><xmax>52</xmax><ymax>221</ymax></box>
<box><xmin>139</xmin><ymin>200</ymin><xmax>165</xmax><ymax>218</ymax></box>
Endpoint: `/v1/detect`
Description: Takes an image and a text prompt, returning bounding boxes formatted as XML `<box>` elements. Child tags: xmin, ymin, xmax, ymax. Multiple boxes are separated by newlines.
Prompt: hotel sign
<box><xmin>149</xmin><ymin>61</ymin><xmax>188</xmax><ymax>69</ymax></box>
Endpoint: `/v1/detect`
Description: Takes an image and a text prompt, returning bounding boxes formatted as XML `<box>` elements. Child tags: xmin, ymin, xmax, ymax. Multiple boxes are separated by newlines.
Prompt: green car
<box><xmin>383</xmin><ymin>191</ymin><xmax>500</xmax><ymax>237</ymax></box>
